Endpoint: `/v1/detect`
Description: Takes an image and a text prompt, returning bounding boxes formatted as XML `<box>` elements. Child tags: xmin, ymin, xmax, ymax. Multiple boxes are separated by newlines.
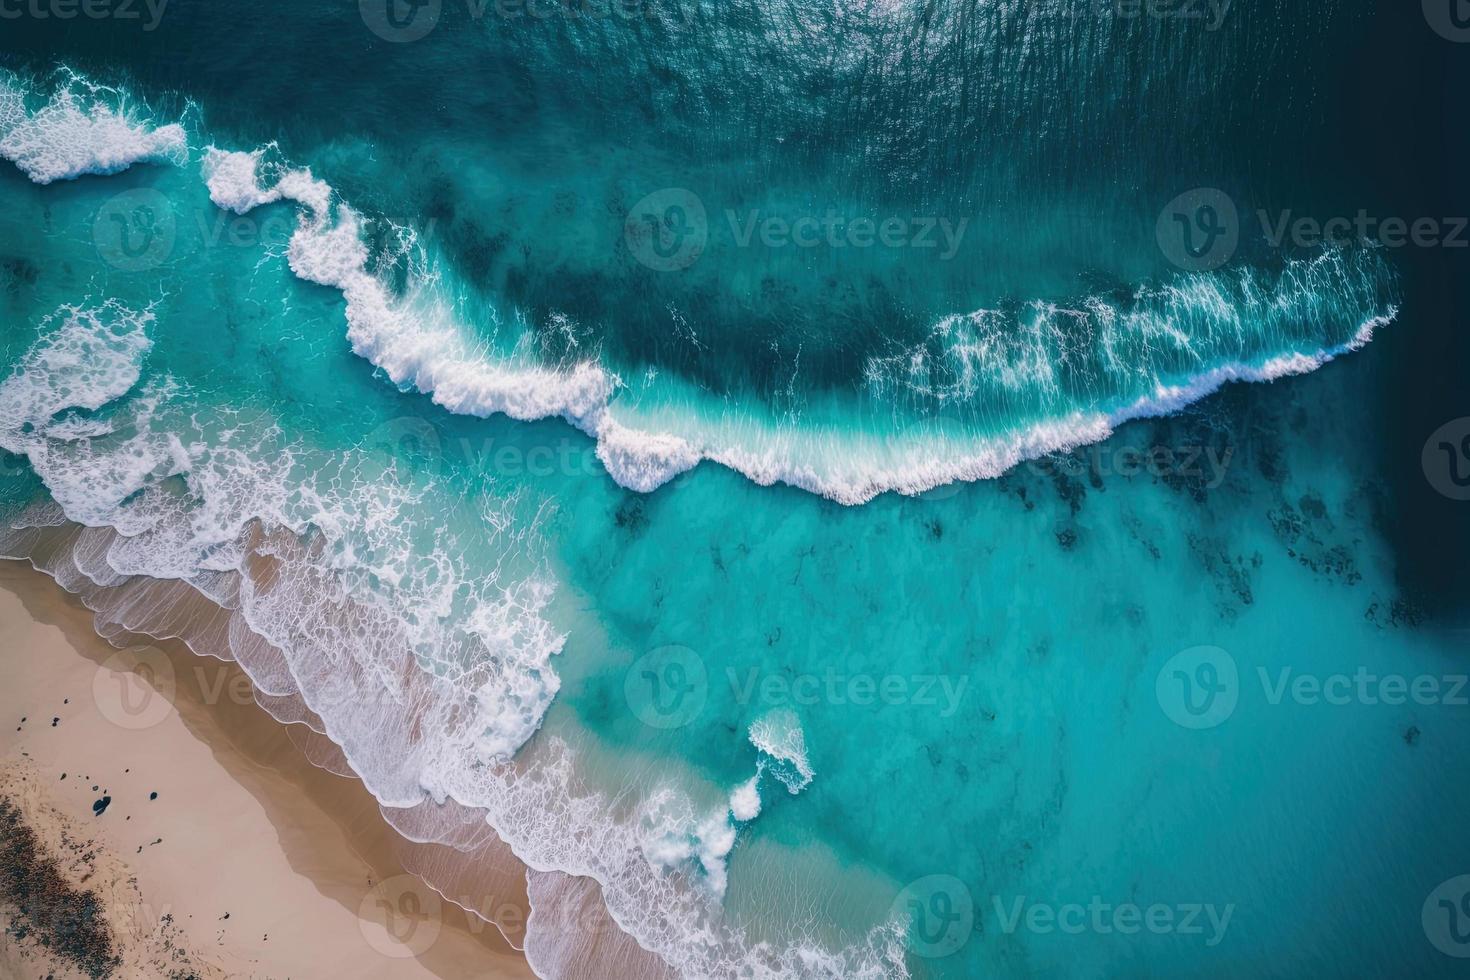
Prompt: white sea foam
<box><xmin>639</xmin><ymin>789</ymin><xmax>744</xmax><ymax>899</ymax></box>
<box><xmin>192</xmin><ymin>145</ymin><xmax>1397</xmax><ymax>509</ymax></box>
<box><xmin>730</xmin><ymin>773</ymin><xmax>763</xmax><ymax>822</ymax></box>
<box><xmin>0</xmin><ymin>301</ymin><xmax>153</xmax><ymax>423</ymax></box>
<box><xmin>749</xmin><ymin>709</ymin><xmax>815</xmax><ymax>795</ymax></box>
<box><xmin>0</xmin><ymin>70</ymin><xmax>186</xmax><ymax>184</ymax></box>
<box><xmin>592</xmin><ymin>414</ymin><xmax>700</xmax><ymax>494</ymax></box>
<box><xmin>1104</xmin><ymin>308</ymin><xmax>1393</xmax><ymax>427</ymax></box>
<box><xmin>0</xmin><ymin>302</ymin><xmax>176</xmax><ymax>528</ymax></box>
<box><xmin>0</xmin><ymin>300</ymin><xmax>567</xmax><ymax>768</ymax></box>
<box><xmin>637</xmin><ymin>729</ymin><xmax>813</xmax><ymax>901</ymax></box>
<box><xmin>201</xmin><ymin>145</ymin><xmax>330</xmax><ymax>216</ymax></box>
<box><xmin>200</xmin><ymin>148</ymin><xmax>618</xmax><ymax>429</ymax></box>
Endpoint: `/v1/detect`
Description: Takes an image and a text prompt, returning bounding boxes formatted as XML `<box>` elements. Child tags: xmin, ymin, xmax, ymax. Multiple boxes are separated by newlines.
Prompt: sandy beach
<box><xmin>0</xmin><ymin>559</ymin><xmax>535</xmax><ymax>980</ymax></box>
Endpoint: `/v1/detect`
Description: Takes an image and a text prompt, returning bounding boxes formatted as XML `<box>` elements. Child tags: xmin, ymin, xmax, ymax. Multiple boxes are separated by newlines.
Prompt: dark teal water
<box><xmin>0</xmin><ymin>2</ymin><xmax>1466</xmax><ymax>977</ymax></box>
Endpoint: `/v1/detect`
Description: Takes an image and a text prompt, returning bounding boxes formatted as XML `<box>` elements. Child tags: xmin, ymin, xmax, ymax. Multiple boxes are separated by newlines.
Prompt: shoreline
<box><xmin>0</xmin><ymin>558</ymin><xmax>535</xmax><ymax>980</ymax></box>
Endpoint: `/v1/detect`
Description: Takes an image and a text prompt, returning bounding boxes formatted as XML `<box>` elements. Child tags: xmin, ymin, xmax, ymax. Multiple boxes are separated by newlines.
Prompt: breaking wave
<box><xmin>197</xmin><ymin>143</ymin><xmax>1397</xmax><ymax>505</ymax></box>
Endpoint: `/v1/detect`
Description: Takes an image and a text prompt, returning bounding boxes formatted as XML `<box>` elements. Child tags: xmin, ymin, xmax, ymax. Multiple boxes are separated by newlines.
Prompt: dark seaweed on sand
<box><xmin>0</xmin><ymin>796</ymin><xmax>121</xmax><ymax>979</ymax></box>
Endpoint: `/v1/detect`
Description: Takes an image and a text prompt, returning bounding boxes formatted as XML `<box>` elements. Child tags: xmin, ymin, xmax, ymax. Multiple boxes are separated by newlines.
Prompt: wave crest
<box><xmin>197</xmin><ymin>147</ymin><xmax>1398</xmax><ymax>505</ymax></box>
<box><xmin>0</xmin><ymin>68</ymin><xmax>186</xmax><ymax>184</ymax></box>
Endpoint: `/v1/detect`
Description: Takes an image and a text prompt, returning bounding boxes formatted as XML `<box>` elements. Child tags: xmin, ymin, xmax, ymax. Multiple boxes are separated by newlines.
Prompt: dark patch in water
<box><xmin>995</xmin><ymin>475</ymin><xmax>1035</xmax><ymax>512</ymax></box>
<box><xmin>1121</xmin><ymin>513</ymin><xmax>1161</xmax><ymax>561</ymax></box>
<box><xmin>1267</xmin><ymin>496</ymin><xmax>1360</xmax><ymax>585</ymax></box>
<box><xmin>1299</xmin><ymin>494</ymin><xmax>1327</xmax><ymax>521</ymax></box>
<box><xmin>1046</xmin><ymin>465</ymin><xmax>1086</xmax><ymax>516</ymax></box>
<box><xmin>613</xmin><ymin>497</ymin><xmax>649</xmax><ymax>535</ymax></box>
<box><xmin>1188</xmin><ymin>535</ymin><xmax>1261</xmax><ymax>619</ymax></box>
<box><xmin>1364</xmin><ymin>596</ymin><xmax>1424</xmax><ymax>630</ymax></box>
<box><xmin>0</xmin><ymin>255</ymin><xmax>39</xmax><ymax>294</ymax></box>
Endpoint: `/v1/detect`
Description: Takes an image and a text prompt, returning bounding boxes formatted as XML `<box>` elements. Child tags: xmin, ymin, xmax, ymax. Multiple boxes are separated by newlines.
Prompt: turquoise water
<box><xmin>0</xmin><ymin>3</ymin><xmax>1467</xmax><ymax>977</ymax></box>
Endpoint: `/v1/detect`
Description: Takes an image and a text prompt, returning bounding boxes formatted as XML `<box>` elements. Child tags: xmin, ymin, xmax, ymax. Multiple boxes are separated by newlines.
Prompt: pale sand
<box><xmin>0</xmin><ymin>559</ymin><xmax>535</xmax><ymax>980</ymax></box>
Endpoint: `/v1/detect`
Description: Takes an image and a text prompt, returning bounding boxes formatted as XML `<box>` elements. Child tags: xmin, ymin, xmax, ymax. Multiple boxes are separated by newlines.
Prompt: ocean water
<box><xmin>0</xmin><ymin>2</ymin><xmax>1466</xmax><ymax>977</ymax></box>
